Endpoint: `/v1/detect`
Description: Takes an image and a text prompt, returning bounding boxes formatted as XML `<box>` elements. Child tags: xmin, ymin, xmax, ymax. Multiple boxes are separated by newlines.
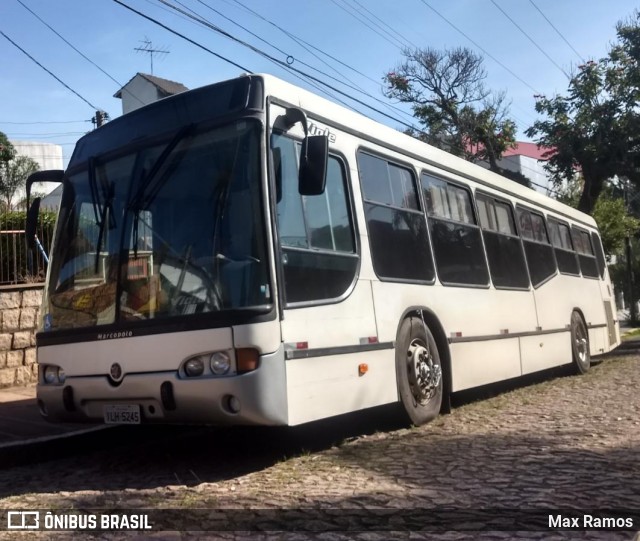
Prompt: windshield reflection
<box><xmin>44</xmin><ymin>121</ymin><xmax>270</xmax><ymax>331</ymax></box>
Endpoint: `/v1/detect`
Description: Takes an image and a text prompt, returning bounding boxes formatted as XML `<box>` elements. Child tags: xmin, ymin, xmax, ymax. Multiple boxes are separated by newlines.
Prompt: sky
<box><xmin>0</xmin><ymin>0</ymin><xmax>638</xmax><ymax>169</ymax></box>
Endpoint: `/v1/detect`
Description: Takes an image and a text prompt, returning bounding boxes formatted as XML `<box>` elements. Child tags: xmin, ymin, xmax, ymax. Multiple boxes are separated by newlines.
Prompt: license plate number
<box><xmin>103</xmin><ymin>404</ymin><xmax>141</xmax><ymax>425</ymax></box>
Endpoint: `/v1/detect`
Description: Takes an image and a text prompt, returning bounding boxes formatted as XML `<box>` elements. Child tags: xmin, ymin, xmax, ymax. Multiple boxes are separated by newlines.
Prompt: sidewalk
<box><xmin>0</xmin><ymin>385</ymin><xmax>104</xmax><ymax>449</ymax></box>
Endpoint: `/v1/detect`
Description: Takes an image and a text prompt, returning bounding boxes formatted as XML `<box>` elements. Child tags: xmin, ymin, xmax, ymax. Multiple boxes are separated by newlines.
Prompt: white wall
<box><xmin>8</xmin><ymin>141</ymin><xmax>64</xmax><ymax>205</ymax></box>
<box><xmin>120</xmin><ymin>77</ymin><xmax>160</xmax><ymax>114</ymax></box>
<box><xmin>498</xmin><ymin>155</ymin><xmax>553</xmax><ymax>195</ymax></box>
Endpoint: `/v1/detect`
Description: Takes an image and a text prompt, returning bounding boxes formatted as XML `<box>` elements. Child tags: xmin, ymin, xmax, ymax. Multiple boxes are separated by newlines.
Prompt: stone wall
<box><xmin>0</xmin><ymin>285</ymin><xmax>43</xmax><ymax>387</ymax></box>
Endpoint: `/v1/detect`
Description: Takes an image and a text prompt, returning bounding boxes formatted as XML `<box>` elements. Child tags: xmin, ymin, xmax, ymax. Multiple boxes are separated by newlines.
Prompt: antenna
<box><xmin>134</xmin><ymin>37</ymin><xmax>169</xmax><ymax>75</ymax></box>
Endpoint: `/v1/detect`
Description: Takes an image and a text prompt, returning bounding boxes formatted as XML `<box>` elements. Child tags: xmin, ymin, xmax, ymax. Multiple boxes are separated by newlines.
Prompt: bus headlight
<box><xmin>184</xmin><ymin>357</ymin><xmax>205</xmax><ymax>377</ymax></box>
<box><xmin>42</xmin><ymin>365</ymin><xmax>64</xmax><ymax>385</ymax></box>
<box><xmin>210</xmin><ymin>352</ymin><xmax>230</xmax><ymax>375</ymax></box>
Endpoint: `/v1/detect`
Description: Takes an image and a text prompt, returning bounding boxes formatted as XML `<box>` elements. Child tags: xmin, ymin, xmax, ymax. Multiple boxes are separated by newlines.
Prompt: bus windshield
<box><xmin>43</xmin><ymin>120</ymin><xmax>271</xmax><ymax>331</ymax></box>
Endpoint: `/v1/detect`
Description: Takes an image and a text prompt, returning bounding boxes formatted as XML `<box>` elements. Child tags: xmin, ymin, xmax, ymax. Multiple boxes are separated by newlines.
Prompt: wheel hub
<box><xmin>407</xmin><ymin>339</ymin><xmax>441</xmax><ymax>405</ymax></box>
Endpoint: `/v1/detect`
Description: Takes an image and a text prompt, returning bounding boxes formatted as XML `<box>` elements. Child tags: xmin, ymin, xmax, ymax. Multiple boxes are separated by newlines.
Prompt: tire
<box><xmin>570</xmin><ymin>311</ymin><xmax>590</xmax><ymax>374</ymax></box>
<box><xmin>396</xmin><ymin>316</ymin><xmax>443</xmax><ymax>426</ymax></box>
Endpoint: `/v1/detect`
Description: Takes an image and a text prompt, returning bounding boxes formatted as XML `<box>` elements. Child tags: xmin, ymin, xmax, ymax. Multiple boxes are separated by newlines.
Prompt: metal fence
<box><xmin>0</xmin><ymin>213</ymin><xmax>54</xmax><ymax>285</ymax></box>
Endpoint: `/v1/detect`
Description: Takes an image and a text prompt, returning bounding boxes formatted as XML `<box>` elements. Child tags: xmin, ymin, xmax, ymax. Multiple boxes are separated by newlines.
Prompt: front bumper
<box><xmin>37</xmin><ymin>348</ymin><xmax>288</xmax><ymax>426</ymax></box>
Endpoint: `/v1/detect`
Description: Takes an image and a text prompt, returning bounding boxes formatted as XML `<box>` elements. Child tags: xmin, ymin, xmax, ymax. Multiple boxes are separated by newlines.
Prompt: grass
<box><xmin>621</xmin><ymin>327</ymin><xmax>640</xmax><ymax>340</ymax></box>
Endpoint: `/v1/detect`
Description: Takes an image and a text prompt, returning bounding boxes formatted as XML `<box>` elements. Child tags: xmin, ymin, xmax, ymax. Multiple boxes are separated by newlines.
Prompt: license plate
<box><xmin>103</xmin><ymin>404</ymin><xmax>141</xmax><ymax>425</ymax></box>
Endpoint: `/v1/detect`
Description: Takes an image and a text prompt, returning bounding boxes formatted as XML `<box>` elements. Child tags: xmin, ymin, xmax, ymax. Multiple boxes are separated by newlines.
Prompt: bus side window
<box><xmin>422</xmin><ymin>174</ymin><xmax>488</xmax><ymax>287</ymax></box>
<box><xmin>591</xmin><ymin>231</ymin><xmax>606</xmax><ymax>279</ymax></box>
<box><xmin>358</xmin><ymin>151</ymin><xmax>434</xmax><ymax>283</ymax></box>
<box><xmin>476</xmin><ymin>194</ymin><xmax>529</xmax><ymax>289</ymax></box>
<box><xmin>272</xmin><ymin>133</ymin><xmax>358</xmax><ymax>304</ymax></box>
<box><xmin>548</xmin><ymin>219</ymin><xmax>580</xmax><ymax>276</ymax></box>
<box><xmin>572</xmin><ymin>226</ymin><xmax>599</xmax><ymax>279</ymax></box>
<box><xmin>517</xmin><ymin>208</ymin><xmax>557</xmax><ymax>287</ymax></box>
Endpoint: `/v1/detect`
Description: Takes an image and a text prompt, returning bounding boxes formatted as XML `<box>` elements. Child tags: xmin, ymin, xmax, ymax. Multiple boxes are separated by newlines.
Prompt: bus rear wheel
<box><xmin>571</xmin><ymin>311</ymin><xmax>590</xmax><ymax>374</ymax></box>
<box><xmin>396</xmin><ymin>316</ymin><xmax>443</xmax><ymax>426</ymax></box>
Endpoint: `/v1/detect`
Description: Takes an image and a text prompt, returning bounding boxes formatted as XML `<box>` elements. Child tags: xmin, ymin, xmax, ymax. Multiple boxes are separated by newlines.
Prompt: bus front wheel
<box><xmin>571</xmin><ymin>311</ymin><xmax>590</xmax><ymax>374</ymax></box>
<box><xmin>396</xmin><ymin>316</ymin><xmax>443</xmax><ymax>426</ymax></box>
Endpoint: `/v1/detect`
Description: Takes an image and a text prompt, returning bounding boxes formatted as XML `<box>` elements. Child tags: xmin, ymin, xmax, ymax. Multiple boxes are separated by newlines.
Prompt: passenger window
<box><xmin>591</xmin><ymin>232</ymin><xmax>606</xmax><ymax>279</ymax></box>
<box><xmin>548</xmin><ymin>219</ymin><xmax>579</xmax><ymax>276</ymax></box>
<box><xmin>572</xmin><ymin>226</ymin><xmax>599</xmax><ymax>279</ymax></box>
<box><xmin>272</xmin><ymin>134</ymin><xmax>358</xmax><ymax>304</ymax></box>
<box><xmin>495</xmin><ymin>202</ymin><xmax>515</xmax><ymax>235</ymax></box>
<box><xmin>422</xmin><ymin>175</ymin><xmax>488</xmax><ymax>286</ymax></box>
<box><xmin>476</xmin><ymin>194</ymin><xmax>529</xmax><ymax>289</ymax></box>
<box><xmin>359</xmin><ymin>152</ymin><xmax>418</xmax><ymax>210</ymax></box>
<box><xmin>517</xmin><ymin>208</ymin><xmax>557</xmax><ymax>287</ymax></box>
<box><xmin>358</xmin><ymin>151</ymin><xmax>434</xmax><ymax>282</ymax></box>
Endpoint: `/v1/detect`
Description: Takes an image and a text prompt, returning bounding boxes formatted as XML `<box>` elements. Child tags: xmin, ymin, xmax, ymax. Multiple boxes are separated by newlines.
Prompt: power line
<box><xmin>0</xmin><ymin>29</ymin><xmax>99</xmax><ymax>111</ymax></box>
<box><xmin>151</xmin><ymin>0</ymin><xmax>352</xmax><ymax>108</ymax></box>
<box><xmin>14</xmin><ymin>0</ymin><xmax>145</xmax><ymax>108</ymax></box>
<box><xmin>328</xmin><ymin>0</ymin><xmax>405</xmax><ymax>51</ymax></box>
<box><xmin>155</xmin><ymin>0</ymin><xmax>406</xmax><ymax>121</ymax></box>
<box><xmin>222</xmin><ymin>0</ymin><xmax>421</xmax><ymax>127</ymax></box>
<box><xmin>344</xmin><ymin>0</ymin><xmax>418</xmax><ymax>50</ymax></box>
<box><xmin>112</xmin><ymin>0</ymin><xmax>251</xmax><ymax>72</ymax></box>
<box><xmin>170</xmin><ymin>0</ymin><xmax>418</xmax><ymax>125</ymax></box>
<box><xmin>417</xmin><ymin>0</ymin><xmax>540</xmax><ymax>95</ymax></box>
<box><xmin>0</xmin><ymin>120</ymin><xmax>90</xmax><ymax>125</ymax></box>
<box><xmin>114</xmin><ymin>0</ymin><xmax>426</xmax><ymax>133</ymax></box>
<box><xmin>228</xmin><ymin>0</ymin><xmax>383</xmax><ymax>89</ymax></box>
<box><xmin>489</xmin><ymin>0</ymin><xmax>570</xmax><ymax>79</ymax></box>
<box><xmin>528</xmin><ymin>0</ymin><xmax>585</xmax><ymax>63</ymax></box>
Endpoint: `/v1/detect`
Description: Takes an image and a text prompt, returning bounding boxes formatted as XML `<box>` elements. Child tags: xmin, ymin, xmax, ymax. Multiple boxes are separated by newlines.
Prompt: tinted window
<box><xmin>423</xmin><ymin>175</ymin><xmax>474</xmax><ymax>224</ymax></box>
<box><xmin>517</xmin><ymin>208</ymin><xmax>557</xmax><ymax>287</ymax></box>
<box><xmin>423</xmin><ymin>175</ymin><xmax>488</xmax><ymax>286</ymax></box>
<box><xmin>359</xmin><ymin>152</ymin><xmax>418</xmax><ymax>210</ymax></box>
<box><xmin>548</xmin><ymin>219</ymin><xmax>579</xmax><ymax>275</ymax></box>
<box><xmin>591</xmin><ymin>232</ymin><xmax>606</xmax><ymax>279</ymax></box>
<box><xmin>572</xmin><ymin>226</ymin><xmax>599</xmax><ymax>279</ymax></box>
<box><xmin>273</xmin><ymin>134</ymin><xmax>358</xmax><ymax>303</ymax></box>
<box><xmin>476</xmin><ymin>194</ymin><xmax>529</xmax><ymax>289</ymax></box>
<box><xmin>358</xmin><ymin>152</ymin><xmax>434</xmax><ymax>282</ymax></box>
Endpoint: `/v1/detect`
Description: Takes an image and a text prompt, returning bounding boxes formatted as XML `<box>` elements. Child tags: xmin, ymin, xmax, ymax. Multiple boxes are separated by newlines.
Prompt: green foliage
<box><xmin>0</xmin><ymin>132</ymin><xmax>15</xmax><ymax>164</ymax></box>
<box><xmin>0</xmin><ymin>155</ymin><xmax>40</xmax><ymax>211</ymax></box>
<box><xmin>384</xmin><ymin>47</ymin><xmax>520</xmax><ymax>180</ymax></box>
<box><xmin>593</xmin><ymin>197</ymin><xmax>640</xmax><ymax>258</ymax></box>
<box><xmin>0</xmin><ymin>210</ymin><xmax>57</xmax><ymax>284</ymax></box>
<box><xmin>526</xmin><ymin>11</ymin><xmax>640</xmax><ymax>214</ymax></box>
<box><xmin>555</xmin><ymin>177</ymin><xmax>640</xmax><ymax>260</ymax></box>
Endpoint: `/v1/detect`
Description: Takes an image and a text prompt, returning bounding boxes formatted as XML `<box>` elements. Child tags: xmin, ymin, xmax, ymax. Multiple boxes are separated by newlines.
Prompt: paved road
<box><xmin>0</xmin><ymin>352</ymin><xmax>637</xmax><ymax>540</ymax></box>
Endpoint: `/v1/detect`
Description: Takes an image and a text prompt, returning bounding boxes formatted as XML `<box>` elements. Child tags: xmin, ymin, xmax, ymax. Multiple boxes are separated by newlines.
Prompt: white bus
<box><xmin>28</xmin><ymin>74</ymin><xmax>620</xmax><ymax>427</ymax></box>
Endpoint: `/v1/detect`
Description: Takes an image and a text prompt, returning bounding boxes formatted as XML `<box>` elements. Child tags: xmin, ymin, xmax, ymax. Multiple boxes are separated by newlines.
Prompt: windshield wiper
<box><xmin>128</xmin><ymin>125</ymin><xmax>194</xmax><ymax>213</ymax></box>
<box><xmin>87</xmin><ymin>156</ymin><xmax>116</xmax><ymax>273</ymax></box>
<box><xmin>128</xmin><ymin>125</ymin><xmax>194</xmax><ymax>257</ymax></box>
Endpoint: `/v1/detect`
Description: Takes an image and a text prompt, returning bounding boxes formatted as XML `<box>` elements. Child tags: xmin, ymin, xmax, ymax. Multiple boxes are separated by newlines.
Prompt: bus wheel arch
<box><xmin>570</xmin><ymin>309</ymin><xmax>590</xmax><ymax>374</ymax></box>
<box><xmin>395</xmin><ymin>308</ymin><xmax>450</xmax><ymax>425</ymax></box>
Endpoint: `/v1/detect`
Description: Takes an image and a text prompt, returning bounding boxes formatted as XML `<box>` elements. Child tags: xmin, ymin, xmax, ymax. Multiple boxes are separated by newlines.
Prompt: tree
<box><xmin>0</xmin><ymin>131</ymin><xmax>15</xmax><ymax>164</ymax></box>
<box><xmin>384</xmin><ymin>47</ymin><xmax>522</xmax><ymax>182</ymax></box>
<box><xmin>555</xmin><ymin>177</ymin><xmax>640</xmax><ymax>260</ymax></box>
<box><xmin>526</xmin><ymin>11</ymin><xmax>640</xmax><ymax>215</ymax></box>
<box><xmin>0</xmin><ymin>154</ymin><xmax>40</xmax><ymax>211</ymax></box>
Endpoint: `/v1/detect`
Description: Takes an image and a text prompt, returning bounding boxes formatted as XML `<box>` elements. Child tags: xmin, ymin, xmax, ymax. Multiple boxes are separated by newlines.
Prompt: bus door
<box><xmin>269</xmin><ymin>109</ymin><xmax>387</xmax><ymax>424</ymax></box>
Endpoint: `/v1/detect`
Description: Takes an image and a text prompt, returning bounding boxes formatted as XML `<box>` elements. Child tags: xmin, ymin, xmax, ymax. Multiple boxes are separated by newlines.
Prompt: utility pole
<box><xmin>92</xmin><ymin>110</ymin><xmax>109</xmax><ymax>129</ymax></box>
<box><xmin>134</xmin><ymin>38</ymin><xmax>169</xmax><ymax>75</ymax></box>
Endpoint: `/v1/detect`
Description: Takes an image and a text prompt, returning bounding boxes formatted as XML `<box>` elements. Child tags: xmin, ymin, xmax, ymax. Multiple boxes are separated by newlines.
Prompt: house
<box><xmin>497</xmin><ymin>142</ymin><xmax>555</xmax><ymax>195</ymax></box>
<box><xmin>114</xmin><ymin>73</ymin><xmax>189</xmax><ymax>115</ymax></box>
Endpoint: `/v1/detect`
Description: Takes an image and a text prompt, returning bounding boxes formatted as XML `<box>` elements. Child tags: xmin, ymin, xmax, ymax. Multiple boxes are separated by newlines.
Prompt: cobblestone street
<box><xmin>0</xmin><ymin>352</ymin><xmax>638</xmax><ymax>540</ymax></box>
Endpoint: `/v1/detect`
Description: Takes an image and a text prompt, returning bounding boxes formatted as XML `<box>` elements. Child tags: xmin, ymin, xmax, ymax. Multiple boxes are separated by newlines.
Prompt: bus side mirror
<box><xmin>26</xmin><ymin>197</ymin><xmax>41</xmax><ymax>251</ymax></box>
<box><xmin>298</xmin><ymin>135</ymin><xmax>328</xmax><ymax>196</ymax></box>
